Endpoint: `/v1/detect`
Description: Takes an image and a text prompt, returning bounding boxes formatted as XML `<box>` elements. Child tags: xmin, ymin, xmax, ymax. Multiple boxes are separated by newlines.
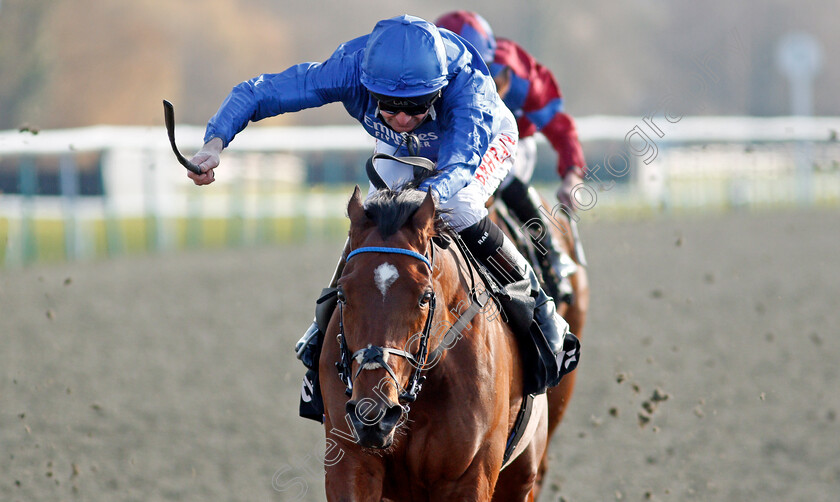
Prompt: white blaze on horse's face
<box><xmin>374</xmin><ymin>263</ymin><xmax>399</xmax><ymax>300</ymax></box>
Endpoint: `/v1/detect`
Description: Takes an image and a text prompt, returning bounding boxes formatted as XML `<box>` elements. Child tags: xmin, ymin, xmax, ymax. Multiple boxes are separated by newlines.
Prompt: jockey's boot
<box><xmin>459</xmin><ymin>216</ymin><xmax>580</xmax><ymax>391</ymax></box>
<box><xmin>499</xmin><ymin>178</ymin><xmax>577</xmax><ymax>305</ymax></box>
<box><xmin>295</xmin><ymin>238</ymin><xmax>349</xmax><ymax>369</ymax></box>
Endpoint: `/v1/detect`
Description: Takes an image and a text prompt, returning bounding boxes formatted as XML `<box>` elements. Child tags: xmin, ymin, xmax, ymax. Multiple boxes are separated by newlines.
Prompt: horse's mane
<box><xmin>363</xmin><ymin>188</ymin><xmax>448</xmax><ymax>239</ymax></box>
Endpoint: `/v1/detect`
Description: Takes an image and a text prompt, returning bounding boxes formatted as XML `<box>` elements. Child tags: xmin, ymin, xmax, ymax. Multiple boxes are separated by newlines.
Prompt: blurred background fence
<box><xmin>1</xmin><ymin>115</ymin><xmax>839</xmax><ymax>268</ymax></box>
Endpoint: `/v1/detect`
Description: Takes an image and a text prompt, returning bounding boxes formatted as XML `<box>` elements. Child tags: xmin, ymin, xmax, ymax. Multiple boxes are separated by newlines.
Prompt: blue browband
<box><xmin>347</xmin><ymin>246</ymin><xmax>432</xmax><ymax>270</ymax></box>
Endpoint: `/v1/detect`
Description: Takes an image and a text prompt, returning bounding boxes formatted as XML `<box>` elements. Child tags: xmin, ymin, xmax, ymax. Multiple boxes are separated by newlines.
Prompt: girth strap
<box><xmin>502</xmin><ymin>393</ymin><xmax>535</xmax><ymax>467</ymax></box>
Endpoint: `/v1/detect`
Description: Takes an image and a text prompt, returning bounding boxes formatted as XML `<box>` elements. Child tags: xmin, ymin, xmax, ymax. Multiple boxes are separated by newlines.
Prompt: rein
<box><xmin>334</xmin><ymin>240</ymin><xmax>488</xmax><ymax>406</ymax></box>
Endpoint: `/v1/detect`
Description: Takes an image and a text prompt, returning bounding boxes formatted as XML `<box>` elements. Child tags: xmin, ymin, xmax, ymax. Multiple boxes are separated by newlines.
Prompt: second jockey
<box><xmin>436</xmin><ymin>10</ymin><xmax>588</xmax><ymax>304</ymax></box>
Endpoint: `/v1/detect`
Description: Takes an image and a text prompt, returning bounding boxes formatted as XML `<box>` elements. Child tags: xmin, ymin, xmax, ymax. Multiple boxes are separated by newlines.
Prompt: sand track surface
<box><xmin>2</xmin><ymin>209</ymin><xmax>838</xmax><ymax>501</ymax></box>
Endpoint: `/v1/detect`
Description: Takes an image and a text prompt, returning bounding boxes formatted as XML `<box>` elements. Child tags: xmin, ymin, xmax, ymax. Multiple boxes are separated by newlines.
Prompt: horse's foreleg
<box><xmin>492</xmin><ymin>449</ymin><xmax>541</xmax><ymax>502</ymax></box>
<box><xmin>427</xmin><ymin>456</ymin><xmax>500</xmax><ymax>502</ymax></box>
<box><xmin>430</xmin><ymin>478</ymin><xmax>496</xmax><ymax>502</ymax></box>
<box><xmin>324</xmin><ymin>455</ymin><xmax>385</xmax><ymax>502</ymax></box>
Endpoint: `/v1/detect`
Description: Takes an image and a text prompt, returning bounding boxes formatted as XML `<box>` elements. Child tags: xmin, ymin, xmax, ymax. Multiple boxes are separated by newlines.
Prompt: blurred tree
<box><xmin>0</xmin><ymin>0</ymin><xmax>51</xmax><ymax>130</ymax></box>
<box><xmin>1</xmin><ymin>0</ymin><xmax>289</xmax><ymax>129</ymax></box>
<box><xmin>0</xmin><ymin>0</ymin><xmax>836</xmax><ymax>130</ymax></box>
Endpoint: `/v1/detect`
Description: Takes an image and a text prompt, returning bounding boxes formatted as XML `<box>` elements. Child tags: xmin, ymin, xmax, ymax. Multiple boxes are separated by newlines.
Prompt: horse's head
<box><xmin>333</xmin><ymin>186</ymin><xmax>443</xmax><ymax>449</ymax></box>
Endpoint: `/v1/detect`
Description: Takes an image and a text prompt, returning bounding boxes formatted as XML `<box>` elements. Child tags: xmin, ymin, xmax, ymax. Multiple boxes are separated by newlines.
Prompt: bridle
<box><xmin>335</xmin><ymin>244</ymin><xmax>436</xmax><ymax>405</ymax></box>
<box><xmin>334</xmin><ymin>240</ymin><xmax>488</xmax><ymax>406</ymax></box>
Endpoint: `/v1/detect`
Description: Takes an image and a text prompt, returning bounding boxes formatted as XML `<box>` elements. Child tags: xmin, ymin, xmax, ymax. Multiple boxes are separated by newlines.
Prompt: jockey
<box><xmin>186</xmin><ymin>15</ymin><xmax>579</xmax><ymax>419</ymax></box>
<box><xmin>435</xmin><ymin>11</ymin><xmax>588</xmax><ymax>304</ymax></box>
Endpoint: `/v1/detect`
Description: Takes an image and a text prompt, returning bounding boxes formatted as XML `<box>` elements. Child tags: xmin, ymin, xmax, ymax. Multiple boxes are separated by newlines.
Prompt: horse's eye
<box><xmin>420</xmin><ymin>291</ymin><xmax>433</xmax><ymax>306</ymax></box>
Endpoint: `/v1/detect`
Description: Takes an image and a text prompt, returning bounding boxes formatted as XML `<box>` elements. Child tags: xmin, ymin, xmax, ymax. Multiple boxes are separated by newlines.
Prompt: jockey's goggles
<box><xmin>371</xmin><ymin>90</ymin><xmax>441</xmax><ymax>116</ymax></box>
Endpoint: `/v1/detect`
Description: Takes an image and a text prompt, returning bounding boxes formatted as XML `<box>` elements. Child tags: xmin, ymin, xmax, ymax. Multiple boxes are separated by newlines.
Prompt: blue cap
<box><xmin>361</xmin><ymin>15</ymin><xmax>449</xmax><ymax>97</ymax></box>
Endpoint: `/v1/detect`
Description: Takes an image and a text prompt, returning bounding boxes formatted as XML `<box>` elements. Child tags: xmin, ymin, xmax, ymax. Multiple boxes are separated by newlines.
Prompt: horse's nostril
<box><xmin>345</xmin><ymin>400</ymin><xmax>357</xmax><ymax>418</ymax></box>
<box><xmin>382</xmin><ymin>403</ymin><xmax>403</xmax><ymax>427</ymax></box>
<box><xmin>347</xmin><ymin>398</ymin><xmax>403</xmax><ymax>430</ymax></box>
<box><xmin>346</xmin><ymin>398</ymin><xmax>380</xmax><ymax>424</ymax></box>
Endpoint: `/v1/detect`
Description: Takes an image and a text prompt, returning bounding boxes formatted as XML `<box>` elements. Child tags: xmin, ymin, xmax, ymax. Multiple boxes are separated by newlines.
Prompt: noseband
<box><xmin>335</xmin><ymin>245</ymin><xmax>437</xmax><ymax>405</ymax></box>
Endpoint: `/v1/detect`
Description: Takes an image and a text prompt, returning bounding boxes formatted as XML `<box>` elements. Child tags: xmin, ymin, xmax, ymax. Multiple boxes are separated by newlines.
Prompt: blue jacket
<box><xmin>204</xmin><ymin>29</ymin><xmax>509</xmax><ymax>203</ymax></box>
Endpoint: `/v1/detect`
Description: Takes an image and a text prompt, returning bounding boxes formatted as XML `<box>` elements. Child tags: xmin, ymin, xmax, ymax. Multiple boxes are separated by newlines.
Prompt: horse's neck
<box><xmin>433</xmin><ymin>243</ymin><xmax>471</xmax><ymax>302</ymax></box>
<box><xmin>429</xmin><ymin>243</ymin><xmax>487</xmax><ymax>358</ymax></box>
<box><xmin>421</xmin><ymin>241</ymin><xmax>515</xmax><ymax>409</ymax></box>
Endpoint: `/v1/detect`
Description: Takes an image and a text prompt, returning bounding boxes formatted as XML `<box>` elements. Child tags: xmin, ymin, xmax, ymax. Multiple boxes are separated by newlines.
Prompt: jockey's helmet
<box><xmin>361</xmin><ymin>15</ymin><xmax>449</xmax><ymax>99</ymax></box>
<box><xmin>435</xmin><ymin>11</ymin><xmax>497</xmax><ymax>65</ymax></box>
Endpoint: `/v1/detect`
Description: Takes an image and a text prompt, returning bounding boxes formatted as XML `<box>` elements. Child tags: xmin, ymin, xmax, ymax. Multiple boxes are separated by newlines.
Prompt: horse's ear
<box><xmin>347</xmin><ymin>185</ymin><xmax>366</xmax><ymax>227</ymax></box>
<box><xmin>411</xmin><ymin>190</ymin><xmax>436</xmax><ymax>235</ymax></box>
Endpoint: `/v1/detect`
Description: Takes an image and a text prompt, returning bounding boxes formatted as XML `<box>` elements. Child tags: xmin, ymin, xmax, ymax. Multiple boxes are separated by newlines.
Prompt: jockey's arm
<box><xmin>187</xmin><ymin>47</ymin><xmax>362</xmax><ymax>187</ymax></box>
<box><xmin>540</xmin><ymin>113</ymin><xmax>586</xmax><ymax>212</ymax></box>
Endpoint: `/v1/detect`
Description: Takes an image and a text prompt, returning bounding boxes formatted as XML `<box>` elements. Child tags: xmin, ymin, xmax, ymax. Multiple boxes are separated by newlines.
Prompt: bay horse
<box><xmin>491</xmin><ymin>193</ymin><xmax>590</xmax><ymax>500</ymax></box>
<box><xmin>319</xmin><ymin>186</ymin><xmax>548</xmax><ymax>501</ymax></box>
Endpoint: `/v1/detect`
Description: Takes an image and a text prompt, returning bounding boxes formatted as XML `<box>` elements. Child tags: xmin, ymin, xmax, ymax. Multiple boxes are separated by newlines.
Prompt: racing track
<box><xmin>2</xmin><ymin>208</ymin><xmax>838</xmax><ymax>501</ymax></box>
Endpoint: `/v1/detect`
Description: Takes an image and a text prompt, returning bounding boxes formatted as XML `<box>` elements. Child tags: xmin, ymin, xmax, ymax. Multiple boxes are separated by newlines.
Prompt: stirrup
<box><xmin>558</xmin><ymin>276</ymin><xmax>574</xmax><ymax>305</ymax></box>
<box><xmin>295</xmin><ymin>287</ymin><xmax>340</xmax><ymax>370</ymax></box>
<box><xmin>553</xmin><ymin>249</ymin><xmax>579</xmax><ymax>279</ymax></box>
<box><xmin>295</xmin><ymin>320</ymin><xmax>321</xmax><ymax>369</ymax></box>
<box><xmin>547</xmin><ymin>250</ymin><xmax>577</xmax><ymax>305</ymax></box>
